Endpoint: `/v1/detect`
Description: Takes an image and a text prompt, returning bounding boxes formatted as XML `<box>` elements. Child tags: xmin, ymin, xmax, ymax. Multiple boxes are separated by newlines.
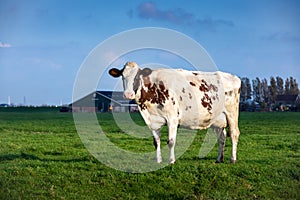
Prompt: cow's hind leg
<box><xmin>152</xmin><ymin>129</ymin><xmax>162</xmax><ymax>163</ymax></box>
<box><xmin>229</xmin><ymin>125</ymin><xmax>240</xmax><ymax>163</ymax></box>
<box><xmin>224</xmin><ymin>88</ymin><xmax>241</xmax><ymax>164</ymax></box>
<box><xmin>226</xmin><ymin>112</ymin><xmax>240</xmax><ymax>163</ymax></box>
<box><xmin>167</xmin><ymin>122</ymin><xmax>178</xmax><ymax>164</ymax></box>
<box><xmin>215</xmin><ymin>127</ymin><xmax>226</xmax><ymax>163</ymax></box>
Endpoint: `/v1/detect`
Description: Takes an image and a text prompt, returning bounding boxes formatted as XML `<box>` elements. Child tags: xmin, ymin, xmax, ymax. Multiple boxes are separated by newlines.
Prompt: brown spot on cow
<box><xmin>203</xmin><ymin>118</ymin><xmax>211</xmax><ymax>124</ymax></box>
<box><xmin>199</xmin><ymin>79</ymin><xmax>218</xmax><ymax>92</ymax></box>
<box><xmin>185</xmin><ymin>105</ymin><xmax>192</xmax><ymax>111</ymax></box>
<box><xmin>192</xmin><ymin>72</ymin><xmax>199</xmax><ymax>76</ymax></box>
<box><xmin>189</xmin><ymin>93</ymin><xmax>192</xmax><ymax>99</ymax></box>
<box><xmin>199</xmin><ymin>80</ymin><xmax>209</xmax><ymax>92</ymax></box>
<box><xmin>180</xmin><ymin>96</ymin><xmax>183</xmax><ymax>101</ymax></box>
<box><xmin>171</xmin><ymin>97</ymin><xmax>175</xmax><ymax>105</ymax></box>
<box><xmin>238</xmin><ymin>87</ymin><xmax>241</xmax><ymax>94</ymax></box>
<box><xmin>159</xmin><ymin>81</ymin><xmax>165</xmax><ymax>91</ymax></box>
<box><xmin>182</xmin><ymin>88</ymin><xmax>185</xmax><ymax>93</ymax></box>
<box><xmin>226</xmin><ymin>90</ymin><xmax>233</xmax><ymax>96</ymax></box>
<box><xmin>189</xmin><ymin>82</ymin><xmax>196</xmax><ymax>87</ymax></box>
<box><xmin>138</xmin><ymin>81</ymin><xmax>169</xmax><ymax>110</ymax></box>
<box><xmin>199</xmin><ymin>85</ymin><xmax>208</xmax><ymax>92</ymax></box>
<box><xmin>201</xmin><ymin>93</ymin><xmax>212</xmax><ymax>113</ymax></box>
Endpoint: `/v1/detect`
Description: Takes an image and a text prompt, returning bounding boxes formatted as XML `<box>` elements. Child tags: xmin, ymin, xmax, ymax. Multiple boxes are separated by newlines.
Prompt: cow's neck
<box><xmin>133</xmin><ymin>68</ymin><xmax>152</xmax><ymax>94</ymax></box>
<box><xmin>133</xmin><ymin>68</ymin><xmax>141</xmax><ymax>93</ymax></box>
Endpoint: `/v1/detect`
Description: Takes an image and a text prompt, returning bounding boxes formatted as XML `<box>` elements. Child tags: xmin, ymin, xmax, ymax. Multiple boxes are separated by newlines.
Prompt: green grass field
<box><xmin>0</xmin><ymin>110</ymin><xmax>299</xmax><ymax>199</ymax></box>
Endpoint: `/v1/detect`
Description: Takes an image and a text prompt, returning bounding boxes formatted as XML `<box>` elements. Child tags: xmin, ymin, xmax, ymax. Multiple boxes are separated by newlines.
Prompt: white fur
<box><xmin>119</xmin><ymin>62</ymin><xmax>241</xmax><ymax>163</ymax></box>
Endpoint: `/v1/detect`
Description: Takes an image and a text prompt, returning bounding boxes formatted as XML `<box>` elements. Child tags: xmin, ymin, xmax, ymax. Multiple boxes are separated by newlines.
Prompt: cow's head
<box><xmin>109</xmin><ymin>62</ymin><xmax>152</xmax><ymax>100</ymax></box>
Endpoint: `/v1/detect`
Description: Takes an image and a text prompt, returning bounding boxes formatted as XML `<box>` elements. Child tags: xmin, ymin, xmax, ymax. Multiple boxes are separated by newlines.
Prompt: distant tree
<box><xmin>252</xmin><ymin>77</ymin><xmax>263</xmax><ymax>103</ymax></box>
<box><xmin>269</xmin><ymin>76</ymin><xmax>277</xmax><ymax>103</ymax></box>
<box><xmin>240</xmin><ymin>77</ymin><xmax>252</xmax><ymax>102</ymax></box>
<box><xmin>276</xmin><ymin>76</ymin><xmax>284</xmax><ymax>95</ymax></box>
<box><xmin>240</xmin><ymin>78</ymin><xmax>246</xmax><ymax>102</ymax></box>
<box><xmin>289</xmin><ymin>77</ymin><xmax>299</xmax><ymax>94</ymax></box>
<box><xmin>285</xmin><ymin>78</ymin><xmax>290</xmax><ymax>94</ymax></box>
<box><xmin>239</xmin><ymin>75</ymin><xmax>298</xmax><ymax>112</ymax></box>
<box><xmin>285</xmin><ymin>77</ymin><xmax>299</xmax><ymax>94</ymax></box>
<box><xmin>246</xmin><ymin>78</ymin><xmax>252</xmax><ymax>100</ymax></box>
<box><xmin>261</xmin><ymin>78</ymin><xmax>269</xmax><ymax>106</ymax></box>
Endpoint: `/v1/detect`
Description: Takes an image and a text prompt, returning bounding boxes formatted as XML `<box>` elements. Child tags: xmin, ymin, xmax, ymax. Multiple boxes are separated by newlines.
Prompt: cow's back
<box><xmin>141</xmin><ymin>69</ymin><xmax>226</xmax><ymax>129</ymax></box>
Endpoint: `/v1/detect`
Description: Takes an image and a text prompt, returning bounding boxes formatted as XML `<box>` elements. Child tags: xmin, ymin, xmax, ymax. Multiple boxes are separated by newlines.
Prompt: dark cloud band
<box><xmin>131</xmin><ymin>2</ymin><xmax>234</xmax><ymax>31</ymax></box>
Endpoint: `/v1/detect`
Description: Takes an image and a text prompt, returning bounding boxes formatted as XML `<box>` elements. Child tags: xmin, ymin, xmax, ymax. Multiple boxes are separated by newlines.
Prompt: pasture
<box><xmin>0</xmin><ymin>109</ymin><xmax>299</xmax><ymax>199</ymax></box>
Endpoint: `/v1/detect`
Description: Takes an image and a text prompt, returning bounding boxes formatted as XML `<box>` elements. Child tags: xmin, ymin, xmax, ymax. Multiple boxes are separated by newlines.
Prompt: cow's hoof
<box><xmin>215</xmin><ymin>160</ymin><xmax>224</xmax><ymax>164</ymax></box>
<box><xmin>156</xmin><ymin>158</ymin><xmax>162</xmax><ymax>163</ymax></box>
<box><xmin>169</xmin><ymin>159</ymin><xmax>176</xmax><ymax>164</ymax></box>
<box><xmin>230</xmin><ymin>159</ymin><xmax>236</xmax><ymax>164</ymax></box>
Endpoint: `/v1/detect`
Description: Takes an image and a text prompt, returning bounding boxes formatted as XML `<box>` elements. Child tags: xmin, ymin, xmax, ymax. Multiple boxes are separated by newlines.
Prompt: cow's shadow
<box><xmin>0</xmin><ymin>152</ymin><xmax>93</xmax><ymax>163</ymax></box>
<box><xmin>0</xmin><ymin>153</ymin><xmax>39</xmax><ymax>161</ymax></box>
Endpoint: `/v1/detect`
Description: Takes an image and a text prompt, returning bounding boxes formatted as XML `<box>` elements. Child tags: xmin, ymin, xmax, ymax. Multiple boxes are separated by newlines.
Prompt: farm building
<box><xmin>70</xmin><ymin>91</ymin><xmax>138</xmax><ymax>112</ymax></box>
<box><xmin>275</xmin><ymin>94</ymin><xmax>300</xmax><ymax>111</ymax></box>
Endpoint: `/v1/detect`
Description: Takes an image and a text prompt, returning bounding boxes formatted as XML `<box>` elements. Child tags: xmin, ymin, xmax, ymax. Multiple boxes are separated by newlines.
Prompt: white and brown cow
<box><xmin>109</xmin><ymin>61</ymin><xmax>241</xmax><ymax>164</ymax></box>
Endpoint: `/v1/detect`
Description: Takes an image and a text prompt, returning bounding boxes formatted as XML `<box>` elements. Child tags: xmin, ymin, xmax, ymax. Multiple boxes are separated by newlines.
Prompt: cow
<box><xmin>109</xmin><ymin>61</ymin><xmax>241</xmax><ymax>164</ymax></box>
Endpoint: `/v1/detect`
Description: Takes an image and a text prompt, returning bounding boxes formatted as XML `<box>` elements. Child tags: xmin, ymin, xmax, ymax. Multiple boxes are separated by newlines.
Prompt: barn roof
<box><xmin>71</xmin><ymin>91</ymin><xmax>136</xmax><ymax>107</ymax></box>
<box><xmin>275</xmin><ymin>94</ymin><xmax>299</xmax><ymax>102</ymax></box>
<box><xmin>96</xmin><ymin>91</ymin><xmax>136</xmax><ymax>106</ymax></box>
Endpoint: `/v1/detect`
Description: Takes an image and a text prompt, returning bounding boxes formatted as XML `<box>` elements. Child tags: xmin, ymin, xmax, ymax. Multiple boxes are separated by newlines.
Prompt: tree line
<box><xmin>240</xmin><ymin>76</ymin><xmax>299</xmax><ymax>109</ymax></box>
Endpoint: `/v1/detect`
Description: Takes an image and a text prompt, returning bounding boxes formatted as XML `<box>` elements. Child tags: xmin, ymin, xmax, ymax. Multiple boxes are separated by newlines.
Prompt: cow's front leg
<box><xmin>152</xmin><ymin>129</ymin><xmax>162</xmax><ymax>163</ymax></box>
<box><xmin>167</xmin><ymin>122</ymin><xmax>178</xmax><ymax>164</ymax></box>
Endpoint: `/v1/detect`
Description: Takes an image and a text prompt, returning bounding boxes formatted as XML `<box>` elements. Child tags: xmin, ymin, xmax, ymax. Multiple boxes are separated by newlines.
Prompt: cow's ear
<box><xmin>109</xmin><ymin>68</ymin><xmax>122</xmax><ymax>78</ymax></box>
<box><xmin>141</xmin><ymin>68</ymin><xmax>152</xmax><ymax>77</ymax></box>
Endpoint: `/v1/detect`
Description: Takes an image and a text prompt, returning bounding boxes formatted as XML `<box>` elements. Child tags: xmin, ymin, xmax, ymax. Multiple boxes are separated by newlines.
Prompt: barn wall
<box><xmin>71</xmin><ymin>91</ymin><xmax>138</xmax><ymax>112</ymax></box>
<box><xmin>72</xmin><ymin>106</ymin><xmax>97</xmax><ymax>112</ymax></box>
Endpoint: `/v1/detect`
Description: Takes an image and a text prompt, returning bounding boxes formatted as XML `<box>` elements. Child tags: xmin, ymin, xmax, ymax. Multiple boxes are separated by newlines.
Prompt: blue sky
<box><xmin>0</xmin><ymin>0</ymin><xmax>299</xmax><ymax>105</ymax></box>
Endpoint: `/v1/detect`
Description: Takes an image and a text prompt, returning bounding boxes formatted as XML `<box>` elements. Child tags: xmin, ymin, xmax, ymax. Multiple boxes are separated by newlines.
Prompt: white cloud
<box><xmin>28</xmin><ymin>58</ymin><xmax>63</xmax><ymax>70</ymax></box>
<box><xmin>0</xmin><ymin>41</ymin><xmax>11</xmax><ymax>48</ymax></box>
